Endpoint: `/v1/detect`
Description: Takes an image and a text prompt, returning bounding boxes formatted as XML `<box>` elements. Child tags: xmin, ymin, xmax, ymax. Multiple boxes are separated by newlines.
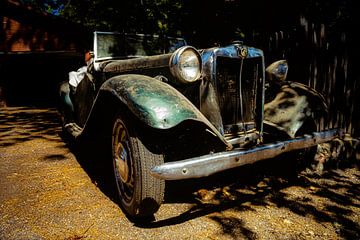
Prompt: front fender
<box><xmin>100</xmin><ymin>74</ymin><xmax>231</xmax><ymax>148</ymax></box>
<box><xmin>264</xmin><ymin>81</ymin><xmax>328</xmax><ymax>138</ymax></box>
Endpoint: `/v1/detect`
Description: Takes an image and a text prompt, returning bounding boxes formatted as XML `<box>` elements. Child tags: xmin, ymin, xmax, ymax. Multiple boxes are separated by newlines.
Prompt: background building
<box><xmin>0</xmin><ymin>0</ymin><xmax>91</xmax><ymax>106</ymax></box>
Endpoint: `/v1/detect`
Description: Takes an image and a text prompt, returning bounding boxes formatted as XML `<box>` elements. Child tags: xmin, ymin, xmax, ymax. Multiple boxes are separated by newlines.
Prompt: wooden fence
<box><xmin>263</xmin><ymin>16</ymin><xmax>359</xmax><ymax>137</ymax></box>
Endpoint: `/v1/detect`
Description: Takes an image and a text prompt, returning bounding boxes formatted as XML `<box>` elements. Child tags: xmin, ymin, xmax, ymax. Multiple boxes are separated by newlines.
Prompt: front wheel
<box><xmin>293</xmin><ymin>118</ymin><xmax>318</xmax><ymax>170</ymax></box>
<box><xmin>112</xmin><ymin>114</ymin><xmax>165</xmax><ymax>219</ymax></box>
<box><xmin>270</xmin><ymin>118</ymin><xmax>318</xmax><ymax>178</ymax></box>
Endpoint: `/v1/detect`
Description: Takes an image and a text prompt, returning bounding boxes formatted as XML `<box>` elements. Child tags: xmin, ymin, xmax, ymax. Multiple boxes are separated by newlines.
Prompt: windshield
<box><xmin>94</xmin><ymin>32</ymin><xmax>187</xmax><ymax>60</ymax></box>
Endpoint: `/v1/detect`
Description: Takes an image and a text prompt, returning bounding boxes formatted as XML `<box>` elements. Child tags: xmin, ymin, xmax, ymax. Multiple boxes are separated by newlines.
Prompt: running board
<box><xmin>151</xmin><ymin>129</ymin><xmax>343</xmax><ymax>180</ymax></box>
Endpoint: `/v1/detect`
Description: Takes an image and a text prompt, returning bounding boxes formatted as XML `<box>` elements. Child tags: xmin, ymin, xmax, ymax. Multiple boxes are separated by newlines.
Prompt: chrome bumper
<box><xmin>151</xmin><ymin>129</ymin><xmax>343</xmax><ymax>180</ymax></box>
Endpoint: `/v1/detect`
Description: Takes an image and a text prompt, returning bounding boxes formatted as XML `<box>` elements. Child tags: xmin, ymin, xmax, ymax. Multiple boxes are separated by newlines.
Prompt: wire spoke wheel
<box><xmin>113</xmin><ymin>120</ymin><xmax>134</xmax><ymax>204</ymax></box>
<box><xmin>112</xmin><ymin>113</ymin><xmax>165</xmax><ymax>219</ymax></box>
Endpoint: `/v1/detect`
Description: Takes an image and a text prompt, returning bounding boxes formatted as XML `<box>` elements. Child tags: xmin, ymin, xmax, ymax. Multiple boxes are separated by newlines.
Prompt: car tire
<box><xmin>272</xmin><ymin>117</ymin><xmax>317</xmax><ymax>179</ymax></box>
<box><xmin>112</xmin><ymin>113</ymin><xmax>165</xmax><ymax>219</ymax></box>
<box><xmin>293</xmin><ymin>117</ymin><xmax>318</xmax><ymax>170</ymax></box>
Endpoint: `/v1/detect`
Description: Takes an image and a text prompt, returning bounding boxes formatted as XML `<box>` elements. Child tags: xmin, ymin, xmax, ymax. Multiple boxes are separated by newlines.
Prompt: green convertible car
<box><xmin>59</xmin><ymin>31</ymin><xmax>342</xmax><ymax>220</ymax></box>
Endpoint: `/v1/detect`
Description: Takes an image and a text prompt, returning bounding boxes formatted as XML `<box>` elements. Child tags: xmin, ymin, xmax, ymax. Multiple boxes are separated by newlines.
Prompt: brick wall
<box><xmin>0</xmin><ymin>1</ymin><xmax>90</xmax><ymax>53</ymax></box>
<box><xmin>1</xmin><ymin>16</ymin><xmax>68</xmax><ymax>52</ymax></box>
<box><xmin>0</xmin><ymin>0</ymin><xmax>91</xmax><ymax>106</ymax></box>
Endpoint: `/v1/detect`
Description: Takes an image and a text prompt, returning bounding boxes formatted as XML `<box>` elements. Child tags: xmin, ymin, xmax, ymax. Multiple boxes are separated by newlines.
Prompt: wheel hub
<box><xmin>115</xmin><ymin>142</ymin><xmax>130</xmax><ymax>182</ymax></box>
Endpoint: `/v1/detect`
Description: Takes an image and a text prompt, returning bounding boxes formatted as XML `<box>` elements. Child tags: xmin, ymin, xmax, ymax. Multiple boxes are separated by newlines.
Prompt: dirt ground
<box><xmin>1</xmin><ymin>107</ymin><xmax>359</xmax><ymax>240</ymax></box>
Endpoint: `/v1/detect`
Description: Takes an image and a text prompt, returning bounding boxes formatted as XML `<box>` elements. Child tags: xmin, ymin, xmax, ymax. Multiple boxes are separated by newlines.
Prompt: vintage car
<box><xmin>59</xmin><ymin>31</ymin><xmax>342</xmax><ymax>220</ymax></box>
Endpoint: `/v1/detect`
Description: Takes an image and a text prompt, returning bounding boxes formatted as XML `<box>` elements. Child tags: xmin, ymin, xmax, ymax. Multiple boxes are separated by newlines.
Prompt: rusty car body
<box><xmin>59</xmin><ymin>31</ymin><xmax>342</xmax><ymax>220</ymax></box>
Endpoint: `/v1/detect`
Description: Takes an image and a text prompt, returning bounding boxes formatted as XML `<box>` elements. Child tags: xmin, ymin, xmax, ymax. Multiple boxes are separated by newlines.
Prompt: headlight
<box><xmin>170</xmin><ymin>46</ymin><xmax>202</xmax><ymax>83</ymax></box>
<box><xmin>265</xmin><ymin>60</ymin><xmax>288</xmax><ymax>81</ymax></box>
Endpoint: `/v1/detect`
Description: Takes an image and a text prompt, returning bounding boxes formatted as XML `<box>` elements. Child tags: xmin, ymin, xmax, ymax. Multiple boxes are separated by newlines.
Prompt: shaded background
<box><xmin>1</xmin><ymin>0</ymin><xmax>359</xmax><ymax>136</ymax></box>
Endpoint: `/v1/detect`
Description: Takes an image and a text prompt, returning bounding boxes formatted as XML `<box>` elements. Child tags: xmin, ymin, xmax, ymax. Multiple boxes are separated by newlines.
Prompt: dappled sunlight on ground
<box><xmin>0</xmin><ymin>107</ymin><xmax>359</xmax><ymax>239</ymax></box>
<box><xmin>0</xmin><ymin>107</ymin><xmax>63</xmax><ymax>148</ymax></box>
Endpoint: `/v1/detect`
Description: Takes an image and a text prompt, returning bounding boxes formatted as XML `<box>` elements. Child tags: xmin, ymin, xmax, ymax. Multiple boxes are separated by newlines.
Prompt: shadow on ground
<box><xmin>2</xmin><ymin>107</ymin><xmax>359</xmax><ymax>239</ymax></box>
<box><xmin>59</xmin><ymin>119</ymin><xmax>360</xmax><ymax>239</ymax></box>
<box><xmin>0</xmin><ymin>107</ymin><xmax>63</xmax><ymax>148</ymax></box>
<box><xmin>148</xmin><ymin>159</ymin><xmax>360</xmax><ymax>239</ymax></box>
<box><xmin>71</xmin><ymin>130</ymin><xmax>360</xmax><ymax>239</ymax></box>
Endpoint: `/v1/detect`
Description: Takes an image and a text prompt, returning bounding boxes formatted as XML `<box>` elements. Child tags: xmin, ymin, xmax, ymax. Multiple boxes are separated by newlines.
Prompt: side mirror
<box><xmin>266</xmin><ymin>60</ymin><xmax>288</xmax><ymax>81</ymax></box>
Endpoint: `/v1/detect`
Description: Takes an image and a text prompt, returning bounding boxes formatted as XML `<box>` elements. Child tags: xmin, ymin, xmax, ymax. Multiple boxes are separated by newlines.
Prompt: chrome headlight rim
<box><xmin>169</xmin><ymin>46</ymin><xmax>202</xmax><ymax>84</ymax></box>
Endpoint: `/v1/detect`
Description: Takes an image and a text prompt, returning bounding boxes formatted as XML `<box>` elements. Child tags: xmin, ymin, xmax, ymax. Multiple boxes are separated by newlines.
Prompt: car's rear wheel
<box><xmin>112</xmin><ymin>114</ymin><xmax>165</xmax><ymax>219</ymax></box>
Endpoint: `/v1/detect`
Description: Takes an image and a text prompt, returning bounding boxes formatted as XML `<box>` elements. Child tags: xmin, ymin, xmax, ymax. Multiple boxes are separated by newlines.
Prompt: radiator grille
<box><xmin>216</xmin><ymin>56</ymin><xmax>262</xmax><ymax>134</ymax></box>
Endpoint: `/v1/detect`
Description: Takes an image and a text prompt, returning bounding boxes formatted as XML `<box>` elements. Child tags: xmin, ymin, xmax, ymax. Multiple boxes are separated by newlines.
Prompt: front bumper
<box><xmin>151</xmin><ymin>128</ymin><xmax>343</xmax><ymax>180</ymax></box>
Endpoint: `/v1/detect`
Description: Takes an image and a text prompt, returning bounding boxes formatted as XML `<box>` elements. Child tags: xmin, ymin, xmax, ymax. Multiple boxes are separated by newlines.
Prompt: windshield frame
<box><xmin>93</xmin><ymin>31</ymin><xmax>187</xmax><ymax>63</ymax></box>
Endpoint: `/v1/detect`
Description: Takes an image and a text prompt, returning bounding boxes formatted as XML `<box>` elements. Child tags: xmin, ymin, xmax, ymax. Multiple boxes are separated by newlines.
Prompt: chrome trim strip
<box><xmin>226</xmin><ymin>131</ymin><xmax>260</xmax><ymax>145</ymax></box>
<box><xmin>151</xmin><ymin>129</ymin><xmax>342</xmax><ymax>180</ymax></box>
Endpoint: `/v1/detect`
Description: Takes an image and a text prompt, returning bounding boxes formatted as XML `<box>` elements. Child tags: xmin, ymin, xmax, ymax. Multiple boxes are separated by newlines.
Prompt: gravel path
<box><xmin>1</xmin><ymin>107</ymin><xmax>359</xmax><ymax>240</ymax></box>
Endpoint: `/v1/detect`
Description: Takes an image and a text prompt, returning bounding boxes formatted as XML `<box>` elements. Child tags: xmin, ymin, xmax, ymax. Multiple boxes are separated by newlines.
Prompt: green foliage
<box><xmin>19</xmin><ymin>0</ymin><xmax>356</xmax><ymax>46</ymax></box>
<box><xmin>20</xmin><ymin>0</ymin><xmax>66</xmax><ymax>15</ymax></box>
<box><xmin>58</xmin><ymin>0</ymin><xmax>185</xmax><ymax>36</ymax></box>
